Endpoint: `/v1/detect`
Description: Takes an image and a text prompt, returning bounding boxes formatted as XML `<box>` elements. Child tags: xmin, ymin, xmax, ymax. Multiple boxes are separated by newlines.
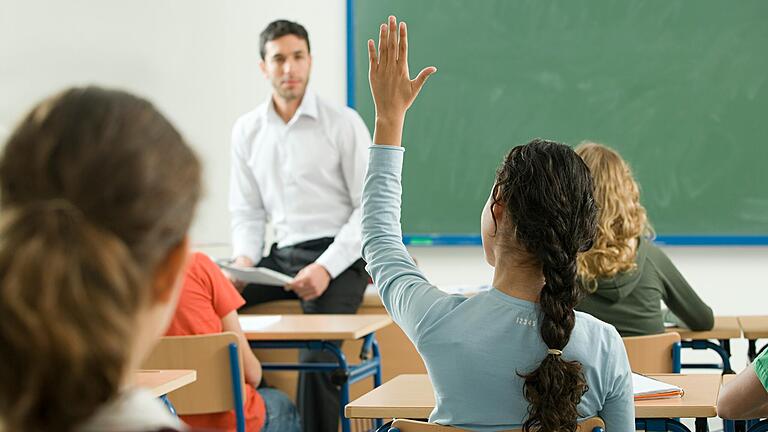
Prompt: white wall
<box><xmin>0</xmin><ymin>0</ymin><xmax>347</xmax><ymax>245</ymax></box>
<box><xmin>2</xmin><ymin>0</ymin><xmax>766</xmax><ymax>377</ymax></box>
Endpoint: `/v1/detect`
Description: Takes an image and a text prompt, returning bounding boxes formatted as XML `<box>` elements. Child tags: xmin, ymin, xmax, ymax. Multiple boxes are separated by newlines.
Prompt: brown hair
<box><xmin>492</xmin><ymin>139</ymin><xmax>598</xmax><ymax>431</ymax></box>
<box><xmin>575</xmin><ymin>142</ymin><xmax>653</xmax><ymax>287</ymax></box>
<box><xmin>0</xmin><ymin>87</ymin><xmax>201</xmax><ymax>432</ymax></box>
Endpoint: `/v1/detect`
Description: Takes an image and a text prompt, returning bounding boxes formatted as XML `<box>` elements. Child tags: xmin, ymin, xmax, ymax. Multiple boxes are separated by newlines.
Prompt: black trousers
<box><xmin>240</xmin><ymin>237</ymin><xmax>368</xmax><ymax>432</ymax></box>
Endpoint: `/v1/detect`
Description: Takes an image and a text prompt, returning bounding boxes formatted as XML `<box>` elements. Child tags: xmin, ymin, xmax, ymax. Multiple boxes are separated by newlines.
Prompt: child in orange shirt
<box><xmin>166</xmin><ymin>252</ymin><xmax>300</xmax><ymax>432</ymax></box>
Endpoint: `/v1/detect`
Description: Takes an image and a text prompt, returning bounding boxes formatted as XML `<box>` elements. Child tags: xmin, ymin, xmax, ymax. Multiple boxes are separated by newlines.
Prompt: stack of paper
<box><xmin>633</xmin><ymin>373</ymin><xmax>684</xmax><ymax>400</ymax></box>
<box><xmin>216</xmin><ymin>259</ymin><xmax>293</xmax><ymax>286</ymax></box>
<box><xmin>239</xmin><ymin>315</ymin><xmax>282</xmax><ymax>331</ymax></box>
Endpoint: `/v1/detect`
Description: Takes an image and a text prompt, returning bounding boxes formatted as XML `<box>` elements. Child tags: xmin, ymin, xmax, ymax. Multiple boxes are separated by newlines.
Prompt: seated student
<box><xmin>165</xmin><ymin>252</ymin><xmax>300</xmax><ymax>432</ymax></box>
<box><xmin>574</xmin><ymin>142</ymin><xmax>714</xmax><ymax>337</ymax></box>
<box><xmin>361</xmin><ymin>16</ymin><xmax>634</xmax><ymax>430</ymax></box>
<box><xmin>0</xmin><ymin>87</ymin><xmax>202</xmax><ymax>431</ymax></box>
<box><xmin>718</xmin><ymin>349</ymin><xmax>768</xmax><ymax>419</ymax></box>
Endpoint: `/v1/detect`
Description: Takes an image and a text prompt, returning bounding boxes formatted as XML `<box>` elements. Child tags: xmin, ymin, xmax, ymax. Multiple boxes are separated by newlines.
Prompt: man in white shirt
<box><xmin>228</xmin><ymin>20</ymin><xmax>371</xmax><ymax>432</ymax></box>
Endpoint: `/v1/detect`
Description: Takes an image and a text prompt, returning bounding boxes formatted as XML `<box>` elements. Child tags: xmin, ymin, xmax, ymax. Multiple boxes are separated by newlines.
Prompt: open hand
<box><xmin>368</xmin><ymin>15</ymin><xmax>436</xmax><ymax>146</ymax></box>
<box><xmin>286</xmin><ymin>263</ymin><xmax>331</xmax><ymax>301</ymax></box>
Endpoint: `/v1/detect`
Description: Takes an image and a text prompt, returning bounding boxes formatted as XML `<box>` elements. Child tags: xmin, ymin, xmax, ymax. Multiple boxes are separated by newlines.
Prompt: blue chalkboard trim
<box><xmin>346</xmin><ymin>0</ymin><xmax>355</xmax><ymax>108</ymax></box>
<box><xmin>403</xmin><ymin>234</ymin><xmax>768</xmax><ymax>246</ymax></box>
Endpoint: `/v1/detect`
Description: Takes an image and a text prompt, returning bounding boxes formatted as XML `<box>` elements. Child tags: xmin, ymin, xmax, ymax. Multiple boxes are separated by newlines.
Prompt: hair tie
<box><xmin>547</xmin><ymin>348</ymin><xmax>563</xmax><ymax>356</ymax></box>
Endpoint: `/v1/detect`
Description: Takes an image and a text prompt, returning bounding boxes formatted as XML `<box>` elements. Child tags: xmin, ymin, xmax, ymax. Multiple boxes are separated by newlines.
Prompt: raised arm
<box><xmin>363</xmin><ymin>16</ymin><xmax>465</xmax><ymax>343</ymax></box>
<box><xmin>367</xmin><ymin>16</ymin><xmax>436</xmax><ymax>147</ymax></box>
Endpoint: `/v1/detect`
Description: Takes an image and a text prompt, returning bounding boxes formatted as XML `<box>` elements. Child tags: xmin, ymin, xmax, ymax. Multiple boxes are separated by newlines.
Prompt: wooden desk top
<box><xmin>135</xmin><ymin>369</ymin><xmax>196</xmax><ymax>398</ymax></box>
<box><xmin>738</xmin><ymin>315</ymin><xmax>768</xmax><ymax>339</ymax></box>
<box><xmin>634</xmin><ymin>374</ymin><xmax>721</xmax><ymax>418</ymax></box>
<box><xmin>345</xmin><ymin>373</ymin><xmax>721</xmax><ymax>420</ymax></box>
<box><xmin>721</xmin><ymin>374</ymin><xmax>736</xmax><ymax>386</ymax></box>
<box><xmin>666</xmin><ymin>316</ymin><xmax>741</xmax><ymax>340</ymax></box>
<box><xmin>241</xmin><ymin>314</ymin><xmax>392</xmax><ymax>341</ymax></box>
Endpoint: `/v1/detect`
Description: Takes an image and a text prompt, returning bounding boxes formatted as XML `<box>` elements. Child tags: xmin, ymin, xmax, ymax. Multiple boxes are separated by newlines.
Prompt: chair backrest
<box><xmin>389</xmin><ymin>417</ymin><xmax>606</xmax><ymax>431</ymax></box>
<box><xmin>142</xmin><ymin>332</ymin><xmax>244</xmax><ymax>414</ymax></box>
<box><xmin>622</xmin><ymin>332</ymin><xmax>682</xmax><ymax>374</ymax></box>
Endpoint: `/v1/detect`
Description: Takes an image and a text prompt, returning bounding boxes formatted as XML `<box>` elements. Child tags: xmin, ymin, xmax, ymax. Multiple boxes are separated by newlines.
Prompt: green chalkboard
<box><xmin>353</xmin><ymin>0</ymin><xmax>768</xmax><ymax>240</ymax></box>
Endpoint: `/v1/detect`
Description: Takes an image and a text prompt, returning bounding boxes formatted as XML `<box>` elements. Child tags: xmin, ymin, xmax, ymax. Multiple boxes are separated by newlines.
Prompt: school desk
<box><xmin>738</xmin><ymin>315</ymin><xmax>768</xmax><ymax>362</ymax></box>
<box><xmin>241</xmin><ymin>314</ymin><xmax>392</xmax><ymax>432</ymax></box>
<box><xmin>667</xmin><ymin>316</ymin><xmax>741</xmax><ymax>374</ymax></box>
<box><xmin>136</xmin><ymin>369</ymin><xmax>197</xmax><ymax>416</ymax></box>
<box><xmin>136</xmin><ymin>369</ymin><xmax>197</xmax><ymax>398</ymax></box>
<box><xmin>345</xmin><ymin>373</ymin><xmax>721</xmax><ymax>432</ymax></box>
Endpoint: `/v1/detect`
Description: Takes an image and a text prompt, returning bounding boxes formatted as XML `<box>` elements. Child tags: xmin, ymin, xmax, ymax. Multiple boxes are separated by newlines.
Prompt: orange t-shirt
<box><xmin>166</xmin><ymin>252</ymin><xmax>266</xmax><ymax>432</ymax></box>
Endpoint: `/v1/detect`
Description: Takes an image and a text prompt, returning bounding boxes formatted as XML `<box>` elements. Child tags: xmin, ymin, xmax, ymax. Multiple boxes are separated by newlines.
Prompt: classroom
<box><xmin>1</xmin><ymin>1</ymin><xmax>768</xmax><ymax>432</ymax></box>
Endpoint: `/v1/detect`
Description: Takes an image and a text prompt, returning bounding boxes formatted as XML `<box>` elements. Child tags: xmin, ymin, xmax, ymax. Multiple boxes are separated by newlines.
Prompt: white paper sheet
<box><xmin>216</xmin><ymin>260</ymin><xmax>293</xmax><ymax>286</ymax></box>
<box><xmin>239</xmin><ymin>315</ymin><xmax>282</xmax><ymax>331</ymax></box>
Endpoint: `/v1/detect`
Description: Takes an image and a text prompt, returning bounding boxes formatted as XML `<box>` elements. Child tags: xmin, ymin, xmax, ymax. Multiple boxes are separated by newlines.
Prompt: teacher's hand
<box><xmin>368</xmin><ymin>15</ymin><xmax>436</xmax><ymax>147</ymax></box>
<box><xmin>286</xmin><ymin>263</ymin><xmax>331</xmax><ymax>301</ymax></box>
<box><xmin>227</xmin><ymin>255</ymin><xmax>254</xmax><ymax>291</ymax></box>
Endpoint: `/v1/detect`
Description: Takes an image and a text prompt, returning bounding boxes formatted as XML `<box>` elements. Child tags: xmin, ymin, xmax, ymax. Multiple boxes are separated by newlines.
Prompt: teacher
<box><xmin>228</xmin><ymin>19</ymin><xmax>371</xmax><ymax>432</ymax></box>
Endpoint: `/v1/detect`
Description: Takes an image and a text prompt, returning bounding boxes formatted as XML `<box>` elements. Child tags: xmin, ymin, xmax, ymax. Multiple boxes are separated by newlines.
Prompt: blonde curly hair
<box><xmin>575</xmin><ymin>142</ymin><xmax>653</xmax><ymax>289</ymax></box>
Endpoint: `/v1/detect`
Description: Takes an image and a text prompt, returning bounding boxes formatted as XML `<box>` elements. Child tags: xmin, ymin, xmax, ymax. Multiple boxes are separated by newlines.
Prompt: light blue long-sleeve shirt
<box><xmin>361</xmin><ymin>145</ymin><xmax>635</xmax><ymax>431</ymax></box>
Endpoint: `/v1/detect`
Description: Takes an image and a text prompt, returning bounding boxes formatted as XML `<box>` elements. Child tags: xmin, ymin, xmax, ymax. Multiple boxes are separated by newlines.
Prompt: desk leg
<box><xmin>160</xmin><ymin>394</ymin><xmax>177</xmax><ymax>417</ymax></box>
<box><xmin>695</xmin><ymin>417</ymin><xmax>709</xmax><ymax>432</ymax></box>
<box><xmin>372</xmin><ymin>336</ymin><xmax>383</xmax><ymax>429</ymax></box>
<box><xmin>319</xmin><ymin>341</ymin><xmax>353</xmax><ymax>432</ymax></box>
<box><xmin>749</xmin><ymin>340</ymin><xmax>757</xmax><ymax>362</ymax></box>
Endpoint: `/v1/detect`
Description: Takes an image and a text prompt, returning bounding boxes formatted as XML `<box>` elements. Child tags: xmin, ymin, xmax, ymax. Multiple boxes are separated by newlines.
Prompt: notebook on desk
<box><xmin>633</xmin><ymin>373</ymin><xmax>684</xmax><ymax>400</ymax></box>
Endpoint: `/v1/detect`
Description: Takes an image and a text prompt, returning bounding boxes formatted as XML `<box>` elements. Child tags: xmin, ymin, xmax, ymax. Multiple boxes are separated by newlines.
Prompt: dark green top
<box><xmin>576</xmin><ymin>237</ymin><xmax>714</xmax><ymax>337</ymax></box>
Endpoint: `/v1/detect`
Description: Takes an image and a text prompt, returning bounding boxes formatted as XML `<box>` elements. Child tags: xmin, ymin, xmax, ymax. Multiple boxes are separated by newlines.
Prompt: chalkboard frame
<box><xmin>344</xmin><ymin>0</ymin><xmax>768</xmax><ymax>246</ymax></box>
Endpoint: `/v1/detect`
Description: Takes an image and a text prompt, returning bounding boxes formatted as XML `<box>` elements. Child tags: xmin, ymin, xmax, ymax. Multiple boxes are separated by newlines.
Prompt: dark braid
<box><xmin>492</xmin><ymin>139</ymin><xmax>598</xmax><ymax>432</ymax></box>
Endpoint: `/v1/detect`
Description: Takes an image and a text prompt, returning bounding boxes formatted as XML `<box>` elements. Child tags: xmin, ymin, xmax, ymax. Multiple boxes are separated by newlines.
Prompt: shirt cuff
<box><xmin>754</xmin><ymin>349</ymin><xmax>768</xmax><ymax>391</ymax></box>
<box><xmin>369</xmin><ymin>144</ymin><xmax>405</xmax><ymax>173</ymax></box>
<box><xmin>314</xmin><ymin>252</ymin><xmax>349</xmax><ymax>279</ymax></box>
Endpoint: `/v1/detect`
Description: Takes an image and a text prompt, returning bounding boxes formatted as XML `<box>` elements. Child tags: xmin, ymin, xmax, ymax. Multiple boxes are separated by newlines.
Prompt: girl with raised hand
<box><xmin>0</xmin><ymin>87</ymin><xmax>201</xmax><ymax>432</ymax></box>
<box><xmin>575</xmin><ymin>142</ymin><xmax>714</xmax><ymax>337</ymax></box>
<box><xmin>362</xmin><ymin>16</ymin><xmax>634</xmax><ymax>431</ymax></box>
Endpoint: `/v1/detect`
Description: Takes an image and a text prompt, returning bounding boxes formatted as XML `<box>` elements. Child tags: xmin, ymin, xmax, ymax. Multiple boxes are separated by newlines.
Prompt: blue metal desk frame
<box><xmin>748</xmin><ymin>338</ymin><xmax>768</xmax><ymax>363</ymax></box>
<box><xmin>679</xmin><ymin>338</ymin><xmax>734</xmax><ymax>374</ymax></box>
<box><xmin>249</xmin><ymin>333</ymin><xmax>383</xmax><ymax>432</ymax></box>
<box><xmin>636</xmin><ymin>418</ymin><xmax>711</xmax><ymax>432</ymax></box>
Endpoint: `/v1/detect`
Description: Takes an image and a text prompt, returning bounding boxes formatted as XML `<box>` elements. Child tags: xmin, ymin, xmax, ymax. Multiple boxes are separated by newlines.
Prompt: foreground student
<box><xmin>166</xmin><ymin>252</ymin><xmax>300</xmax><ymax>432</ymax></box>
<box><xmin>717</xmin><ymin>349</ymin><xmax>768</xmax><ymax>419</ymax></box>
<box><xmin>361</xmin><ymin>16</ymin><xmax>634</xmax><ymax>431</ymax></box>
<box><xmin>0</xmin><ymin>87</ymin><xmax>201</xmax><ymax>431</ymax></box>
<box><xmin>574</xmin><ymin>142</ymin><xmax>714</xmax><ymax>336</ymax></box>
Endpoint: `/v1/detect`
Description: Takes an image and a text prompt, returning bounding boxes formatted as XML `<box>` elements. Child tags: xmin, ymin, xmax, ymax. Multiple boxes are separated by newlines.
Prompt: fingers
<box><xmin>388</xmin><ymin>16</ymin><xmax>398</xmax><ymax>64</ymax></box>
<box><xmin>398</xmin><ymin>21</ymin><xmax>407</xmax><ymax>64</ymax></box>
<box><xmin>368</xmin><ymin>39</ymin><xmax>377</xmax><ymax>73</ymax></box>
<box><xmin>378</xmin><ymin>23</ymin><xmax>387</xmax><ymax>66</ymax></box>
<box><xmin>412</xmin><ymin>66</ymin><xmax>438</xmax><ymax>95</ymax></box>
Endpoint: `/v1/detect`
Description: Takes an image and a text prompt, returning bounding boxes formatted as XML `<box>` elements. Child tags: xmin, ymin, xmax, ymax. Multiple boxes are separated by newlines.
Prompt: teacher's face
<box><xmin>260</xmin><ymin>34</ymin><xmax>312</xmax><ymax>101</ymax></box>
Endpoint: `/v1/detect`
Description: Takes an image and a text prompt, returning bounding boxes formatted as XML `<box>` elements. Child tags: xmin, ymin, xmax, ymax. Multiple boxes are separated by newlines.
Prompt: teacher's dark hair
<box><xmin>260</xmin><ymin>19</ymin><xmax>311</xmax><ymax>60</ymax></box>
<box><xmin>491</xmin><ymin>139</ymin><xmax>598</xmax><ymax>432</ymax></box>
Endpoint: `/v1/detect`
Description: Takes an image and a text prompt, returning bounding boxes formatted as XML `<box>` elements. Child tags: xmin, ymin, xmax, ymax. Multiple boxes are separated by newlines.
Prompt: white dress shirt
<box><xmin>229</xmin><ymin>91</ymin><xmax>371</xmax><ymax>278</ymax></box>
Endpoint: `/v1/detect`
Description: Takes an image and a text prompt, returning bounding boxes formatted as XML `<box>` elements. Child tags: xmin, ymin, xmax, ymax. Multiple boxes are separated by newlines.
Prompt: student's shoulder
<box><xmin>575</xmin><ymin>310</ymin><xmax>623</xmax><ymax>344</ymax></box>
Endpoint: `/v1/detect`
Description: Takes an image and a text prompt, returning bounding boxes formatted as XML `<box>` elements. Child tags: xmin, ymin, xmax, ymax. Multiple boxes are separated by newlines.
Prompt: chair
<box><xmin>384</xmin><ymin>417</ymin><xmax>605</xmax><ymax>431</ymax></box>
<box><xmin>142</xmin><ymin>332</ymin><xmax>246</xmax><ymax>432</ymax></box>
<box><xmin>622</xmin><ymin>332</ymin><xmax>682</xmax><ymax>373</ymax></box>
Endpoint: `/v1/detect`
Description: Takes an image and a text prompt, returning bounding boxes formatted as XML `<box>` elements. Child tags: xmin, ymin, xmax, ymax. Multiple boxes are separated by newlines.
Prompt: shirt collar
<box><xmin>264</xmin><ymin>90</ymin><xmax>319</xmax><ymax>125</ymax></box>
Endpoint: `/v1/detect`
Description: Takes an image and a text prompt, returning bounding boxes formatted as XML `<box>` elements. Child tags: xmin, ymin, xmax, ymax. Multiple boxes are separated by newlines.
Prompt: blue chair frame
<box><xmin>228</xmin><ymin>342</ymin><xmax>246</xmax><ymax>432</ymax></box>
